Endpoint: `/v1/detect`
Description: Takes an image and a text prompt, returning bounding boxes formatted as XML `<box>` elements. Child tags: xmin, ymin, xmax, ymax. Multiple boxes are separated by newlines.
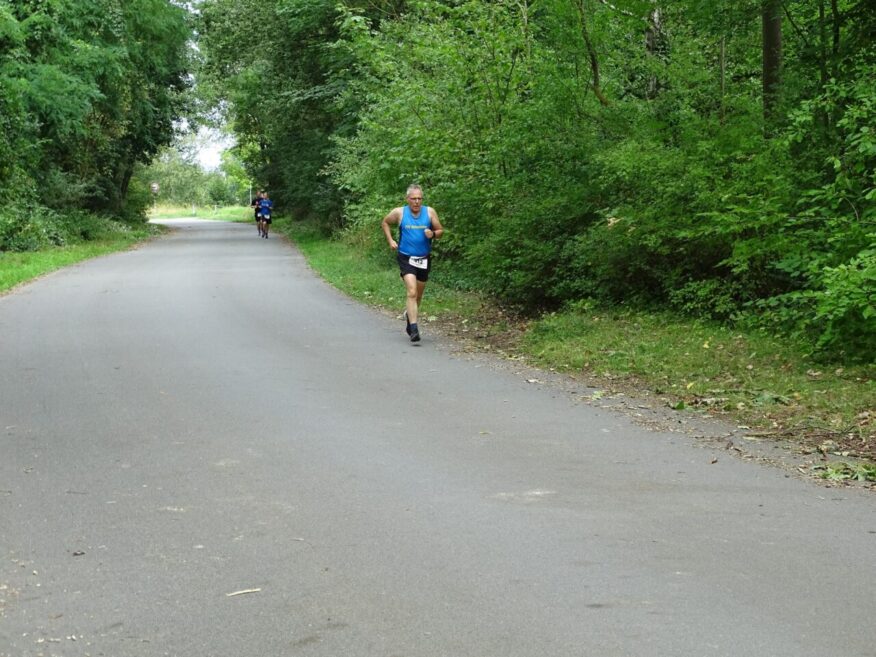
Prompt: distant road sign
<box><xmin>150</xmin><ymin>183</ymin><xmax>159</xmax><ymax>193</ymax></box>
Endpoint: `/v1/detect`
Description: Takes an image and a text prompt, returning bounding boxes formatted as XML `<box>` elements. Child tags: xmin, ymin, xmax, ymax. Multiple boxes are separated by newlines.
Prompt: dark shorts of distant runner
<box><xmin>397</xmin><ymin>251</ymin><xmax>431</xmax><ymax>282</ymax></box>
<box><xmin>261</xmin><ymin>215</ymin><xmax>272</xmax><ymax>224</ymax></box>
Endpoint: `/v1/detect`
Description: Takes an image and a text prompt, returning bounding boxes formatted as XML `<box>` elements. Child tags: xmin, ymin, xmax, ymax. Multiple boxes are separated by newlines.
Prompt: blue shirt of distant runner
<box><xmin>258</xmin><ymin>198</ymin><xmax>273</xmax><ymax>216</ymax></box>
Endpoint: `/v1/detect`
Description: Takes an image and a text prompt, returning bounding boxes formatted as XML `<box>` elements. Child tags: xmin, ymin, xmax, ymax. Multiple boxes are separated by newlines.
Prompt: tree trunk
<box><xmin>574</xmin><ymin>0</ymin><xmax>610</xmax><ymax>107</ymax></box>
<box><xmin>818</xmin><ymin>0</ymin><xmax>829</xmax><ymax>87</ymax></box>
<box><xmin>720</xmin><ymin>36</ymin><xmax>726</xmax><ymax>124</ymax></box>
<box><xmin>762</xmin><ymin>0</ymin><xmax>782</xmax><ymax>125</ymax></box>
<box><xmin>830</xmin><ymin>0</ymin><xmax>840</xmax><ymax>57</ymax></box>
<box><xmin>114</xmin><ymin>160</ymin><xmax>135</xmax><ymax>216</ymax></box>
<box><xmin>645</xmin><ymin>4</ymin><xmax>663</xmax><ymax>98</ymax></box>
<box><xmin>517</xmin><ymin>0</ymin><xmax>532</xmax><ymax>64</ymax></box>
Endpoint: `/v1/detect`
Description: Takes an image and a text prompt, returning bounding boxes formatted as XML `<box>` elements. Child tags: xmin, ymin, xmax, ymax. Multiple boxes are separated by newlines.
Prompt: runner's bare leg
<box><xmin>404</xmin><ymin>273</ymin><xmax>419</xmax><ymax>324</ymax></box>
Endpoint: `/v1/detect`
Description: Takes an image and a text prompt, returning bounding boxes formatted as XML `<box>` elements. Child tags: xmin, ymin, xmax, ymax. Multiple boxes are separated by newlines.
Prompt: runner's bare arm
<box><xmin>426</xmin><ymin>208</ymin><xmax>444</xmax><ymax>239</ymax></box>
<box><xmin>381</xmin><ymin>208</ymin><xmax>402</xmax><ymax>250</ymax></box>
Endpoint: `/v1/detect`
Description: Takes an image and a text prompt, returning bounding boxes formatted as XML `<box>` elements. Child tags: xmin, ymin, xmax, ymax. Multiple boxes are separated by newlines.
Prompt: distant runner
<box><xmin>258</xmin><ymin>192</ymin><xmax>274</xmax><ymax>239</ymax></box>
<box><xmin>251</xmin><ymin>191</ymin><xmax>265</xmax><ymax>237</ymax></box>
<box><xmin>381</xmin><ymin>184</ymin><xmax>444</xmax><ymax>342</ymax></box>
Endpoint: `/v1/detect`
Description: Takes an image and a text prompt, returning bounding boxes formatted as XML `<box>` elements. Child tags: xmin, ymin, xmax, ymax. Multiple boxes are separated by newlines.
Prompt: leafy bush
<box><xmin>0</xmin><ymin>207</ymin><xmax>61</xmax><ymax>252</ymax></box>
<box><xmin>814</xmin><ymin>245</ymin><xmax>876</xmax><ymax>358</ymax></box>
<box><xmin>0</xmin><ymin>205</ymin><xmax>129</xmax><ymax>253</ymax></box>
<box><xmin>741</xmin><ymin>57</ymin><xmax>876</xmax><ymax>362</ymax></box>
<box><xmin>668</xmin><ymin>279</ymin><xmax>747</xmax><ymax>320</ymax></box>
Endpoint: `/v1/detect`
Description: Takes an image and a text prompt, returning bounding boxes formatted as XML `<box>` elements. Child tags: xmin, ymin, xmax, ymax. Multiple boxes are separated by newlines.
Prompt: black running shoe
<box><xmin>409</xmin><ymin>325</ymin><xmax>420</xmax><ymax>342</ymax></box>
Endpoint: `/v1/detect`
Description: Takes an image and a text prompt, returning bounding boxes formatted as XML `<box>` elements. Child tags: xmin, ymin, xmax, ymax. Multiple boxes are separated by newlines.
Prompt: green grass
<box><xmin>148</xmin><ymin>204</ymin><xmax>251</xmax><ymax>222</ymax></box>
<box><xmin>282</xmin><ymin>217</ymin><xmax>485</xmax><ymax>320</ymax></box>
<box><xmin>811</xmin><ymin>462</ymin><xmax>876</xmax><ymax>482</ymax></box>
<box><xmin>0</xmin><ymin>225</ymin><xmax>159</xmax><ymax>294</ymax></box>
<box><xmin>280</xmin><ymin>217</ymin><xmax>875</xmax><ymax>464</ymax></box>
<box><xmin>525</xmin><ymin>308</ymin><xmax>874</xmax><ymax>437</ymax></box>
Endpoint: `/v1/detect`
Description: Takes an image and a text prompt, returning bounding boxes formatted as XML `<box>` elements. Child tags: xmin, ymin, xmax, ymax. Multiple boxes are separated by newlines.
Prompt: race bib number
<box><xmin>409</xmin><ymin>256</ymin><xmax>428</xmax><ymax>269</ymax></box>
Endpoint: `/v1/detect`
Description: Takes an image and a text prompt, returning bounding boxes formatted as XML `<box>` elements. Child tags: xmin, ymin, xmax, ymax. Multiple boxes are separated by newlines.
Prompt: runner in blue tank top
<box><xmin>251</xmin><ymin>190</ymin><xmax>265</xmax><ymax>236</ymax></box>
<box><xmin>381</xmin><ymin>184</ymin><xmax>445</xmax><ymax>343</ymax></box>
<box><xmin>258</xmin><ymin>192</ymin><xmax>274</xmax><ymax>239</ymax></box>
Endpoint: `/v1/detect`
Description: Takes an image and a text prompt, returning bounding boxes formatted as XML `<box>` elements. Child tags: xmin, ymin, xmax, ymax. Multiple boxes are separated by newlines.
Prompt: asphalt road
<box><xmin>1</xmin><ymin>219</ymin><xmax>874</xmax><ymax>657</ymax></box>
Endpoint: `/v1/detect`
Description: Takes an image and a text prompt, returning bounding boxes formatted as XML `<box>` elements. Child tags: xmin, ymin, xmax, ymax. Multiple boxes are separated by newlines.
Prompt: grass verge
<box><xmin>0</xmin><ymin>223</ymin><xmax>159</xmax><ymax>294</ymax></box>
<box><xmin>282</xmin><ymin>217</ymin><xmax>486</xmax><ymax>319</ymax></box>
<box><xmin>525</xmin><ymin>309</ymin><xmax>874</xmax><ymax>460</ymax></box>
<box><xmin>280</xmin><ymin>217</ymin><xmax>875</xmax><ymax>478</ymax></box>
<box><xmin>148</xmin><ymin>204</ymin><xmax>251</xmax><ymax>222</ymax></box>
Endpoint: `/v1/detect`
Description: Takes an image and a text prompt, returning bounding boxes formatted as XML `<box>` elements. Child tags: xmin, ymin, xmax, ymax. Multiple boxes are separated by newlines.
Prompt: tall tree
<box><xmin>762</xmin><ymin>0</ymin><xmax>782</xmax><ymax>123</ymax></box>
<box><xmin>1</xmin><ymin>0</ymin><xmax>191</xmax><ymax>215</ymax></box>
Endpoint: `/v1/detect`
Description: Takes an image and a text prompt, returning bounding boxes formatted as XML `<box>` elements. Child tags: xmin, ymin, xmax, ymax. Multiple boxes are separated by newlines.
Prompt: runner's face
<box><xmin>407</xmin><ymin>191</ymin><xmax>423</xmax><ymax>212</ymax></box>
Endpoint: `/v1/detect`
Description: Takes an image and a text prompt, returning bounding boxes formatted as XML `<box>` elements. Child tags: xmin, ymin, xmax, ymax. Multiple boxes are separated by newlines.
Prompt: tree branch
<box><xmin>595</xmin><ymin>0</ymin><xmax>640</xmax><ymax>20</ymax></box>
<box><xmin>830</xmin><ymin>0</ymin><xmax>840</xmax><ymax>56</ymax></box>
<box><xmin>781</xmin><ymin>1</ymin><xmax>810</xmax><ymax>49</ymax></box>
<box><xmin>575</xmin><ymin>0</ymin><xmax>610</xmax><ymax>106</ymax></box>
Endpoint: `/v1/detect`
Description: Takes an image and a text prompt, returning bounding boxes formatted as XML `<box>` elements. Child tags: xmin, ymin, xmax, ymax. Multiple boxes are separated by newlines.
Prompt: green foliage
<box><xmin>745</xmin><ymin>54</ymin><xmax>876</xmax><ymax>360</ymax></box>
<box><xmin>218</xmin><ymin>150</ymin><xmax>252</xmax><ymax>205</ymax></box>
<box><xmin>197</xmin><ymin>0</ymin><xmax>356</xmax><ymax>221</ymax></box>
<box><xmin>759</xmin><ymin>242</ymin><xmax>876</xmax><ymax>361</ymax></box>
<box><xmin>815</xmin><ymin>246</ymin><xmax>876</xmax><ymax>354</ymax></box>
<box><xmin>0</xmin><ymin>208</ymin><xmax>60</xmax><ymax>252</ymax></box>
<box><xmin>813</xmin><ymin>462</ymin><xmax>876</xmax><ymax>483</ymax></box>
<box><xmin>0</xmin><ymin>205</ymin><xmax>128</xmax><ymax>252</ymax></box>
<box><xmin>202</xmin><ymin>0</ymin><xmax>876</xmax><ymax>362</ymax></box>
<box><xmin>134</xmin><ymin>145</ymin><xmax>242</xmax><ymax>207</ymax></box>
<box><xmin>0</xmin><ymin>0</ymin><xmax>192</xmax><ymax>221</ymax></box>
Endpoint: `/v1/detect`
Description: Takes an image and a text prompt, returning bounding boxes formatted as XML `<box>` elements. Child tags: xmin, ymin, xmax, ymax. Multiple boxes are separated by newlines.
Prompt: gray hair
<box><xmin>406</xmin><ymin>184</ymin><xmax>423</xmax><ymax>197</ymax></box>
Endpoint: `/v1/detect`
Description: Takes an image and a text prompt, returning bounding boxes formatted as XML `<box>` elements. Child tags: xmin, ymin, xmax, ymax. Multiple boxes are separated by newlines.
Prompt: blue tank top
<box><xmin>398</xmin><ymin>205</ymin><xmax>432</xmax><ymax>257</ymax></box>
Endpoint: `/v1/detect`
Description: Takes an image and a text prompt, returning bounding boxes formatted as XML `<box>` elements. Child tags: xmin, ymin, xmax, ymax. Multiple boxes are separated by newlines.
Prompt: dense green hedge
<box><xmin>0</xmin><ymin>0</ymin><xmax>191</xmax><ymax>220</ymax></box>
<box><xmin>0</xmin><ymin>206</ymin><xmax>137</xmax><ymax>253</ymax></box>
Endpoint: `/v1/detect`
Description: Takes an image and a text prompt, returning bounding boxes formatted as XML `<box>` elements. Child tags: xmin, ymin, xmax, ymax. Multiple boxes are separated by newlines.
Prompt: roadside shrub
<box><xmin>814</xmin><ymin>246</ymin><xmax>876</xmax><ymax>359</ymax></box>
<box><xmin>747</xmin><ymin>242</ymin><xmax>876</xmax><ymax>363</ymax></box>
<box><xmin>0</xmin><ymin>206</ymin><xmax>131</xmax><ymax>252</ymax></box>
<box><xmin>0</xmin><ymin>206</ymin><xmax>61</xmax><ymax>252</ymax></box>
<box><xmin>118</xmin><ymin>176</ymin><xmax>152</xmax><ymax>223</ymax></box>
<box><xmin>668</xmin><ymin>279</ymin><xmax>747</xmax><ymax>320</ymax></box>
<box><xmin>39</xmin><ymin>169</ymin><xmax>89</xmax><ymax>211</ymax></box>
<box><xmin>56</xmin><ymin>211</ymin><xmax>122</xmax><ymax>242</ymax></box>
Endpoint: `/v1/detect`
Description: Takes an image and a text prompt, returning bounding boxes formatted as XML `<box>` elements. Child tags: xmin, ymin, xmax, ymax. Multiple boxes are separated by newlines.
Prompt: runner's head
<box><xmin>406</xmin><ymin>184</ymin><xmax>423</xmax><ymax>212</ymax></box>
